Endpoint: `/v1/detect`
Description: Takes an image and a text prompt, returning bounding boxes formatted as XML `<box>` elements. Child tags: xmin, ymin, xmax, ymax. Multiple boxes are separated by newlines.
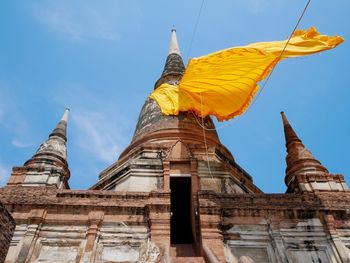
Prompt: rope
<box><xmin>186</xmin><ymin>0</ymin><xmax>205</xmax><ymax>61</ymax></box>
<box><xmin>189</xmin><ymin>0</ymin><xmax>312</xmax><ymax>185</ymax></box>
<box><xmin>248</xmin><ymin>0</ymin><xmax>312</xmax><ymax>110</ymax></box>
<box><xmin>200</xmin><ymin>93</ymin><xmax>214</xmax><ymax>180</ymax></box>
<box><xmin>191</xmin><ymin>110</ymin><xmax>238</xmax><ymax>131</ymax></box>
<box><xmin>191</xmin><ymin>0</ymin><xmax>313</xmax><ymax>187</ymax></box>
<box><xmin>191</xmin><ymin>0</ymin><xmax>312</xmax><ymax>131</ymax></box>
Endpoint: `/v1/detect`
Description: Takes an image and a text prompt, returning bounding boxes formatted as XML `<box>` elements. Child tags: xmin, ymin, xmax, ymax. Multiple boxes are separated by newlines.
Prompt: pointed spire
<box><xmin>154</xmin><ymin>28</ymin><xmax>185</xmax><ymax>89</ymax></box>
<box><xmin>280</xmin><ymin>112</ymin><xmax>328</xmax><ymax>189</ymax></box>
<box><xmin>281</xmin><ymin>111</ymin><xmax>303</xmax><ymax>148</ymax></box>
<box><xmin>8</xmin><ymin>109</ymin><xmax>71</xmax><ymax>188</ymax></box>
<box><xmin>168</xmin><ymin>27</ymin><xmax>181</xmax><ymax>55</ymax></box>
<box><xmin>50</xmin><ymin>108</ymin><xmax>70</xmax><ymax>141</ymax></box>
<box><xmin>34</xmin><ymin>108</ymin><xmax>70</xmax><ymax>161</ymax></box>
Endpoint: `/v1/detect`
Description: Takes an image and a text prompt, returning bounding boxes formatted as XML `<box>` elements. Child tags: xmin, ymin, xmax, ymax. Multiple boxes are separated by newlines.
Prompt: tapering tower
<box><xmin>93</xmin><ymin>29</ymin><xmax>260</xmax><ymax>195</ymax></box>
<box><xmin>154</xmin><ymin>27</ymin><xmax>185</xmax><ymax>88</ymax></box>
<box><xmin>92</xmin><ymin>29</ymin><xmax>261</xmax><ymax>253</ymax></box>
<box><xmin>281</xmin><ymin>111</ymin><xmax>348</xmax><ymax>193</ymax></box>
<box><xmin>7</xmin><ymin>109</ymin><xmax>70</xmax><ymax>189</ymax></box>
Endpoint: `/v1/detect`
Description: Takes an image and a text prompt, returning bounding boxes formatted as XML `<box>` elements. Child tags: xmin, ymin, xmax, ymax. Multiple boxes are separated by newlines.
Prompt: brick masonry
<box><xmin>0</xmin><ymin>200</ymin><xmax>15</xmax><ymax>263</ymax></box>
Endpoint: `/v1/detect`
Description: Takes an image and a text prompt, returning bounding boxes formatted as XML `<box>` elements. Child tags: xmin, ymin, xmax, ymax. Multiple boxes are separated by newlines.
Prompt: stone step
<box><xmin>170</xmin><ymin>244</ymin><xmax>196</xmax><ymax>257</ymax></box>
<box><xmin>171</xmin><ymin>257</ymin><xmax>206</xmax><ymax>263</ymax></box>
<box><xmin>170</xmin><ymin>244</ymin><xmax>205</xmax><ymax>263</ymax></box>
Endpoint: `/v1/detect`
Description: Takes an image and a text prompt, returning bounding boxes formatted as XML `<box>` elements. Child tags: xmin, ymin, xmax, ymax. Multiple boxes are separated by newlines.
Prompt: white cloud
<box><xmin>71</xmin><ymin>109</ymin><xmax>128</xmax><ymax>164</ymax></box>
<box><xmin>0</xmin><ymin>90</ymin><xmax>5</xmax><ymax>125</ymax></box>
<box><xmin>235</xmin><ymin>0</ymin><xmax>285</xmax><ymax>14</ymax></box>
<box><xmin>0</xmin><ymin>160</ymin><xmax>10</xmax><ymax>185</ymax></box>
<box><xmin>0</xmin><ymin>82</ymin><xmax>30</xmax><ymax>135</ymax></box>
<box><xmin>12</xmin><ymin>138</ymin><xmax>33</xmax><ymax>148</ymax></box>
<box><xmin>30</xmin><ymin>1</ymin><xmax>142</xmax><ymax>41</ymax></box>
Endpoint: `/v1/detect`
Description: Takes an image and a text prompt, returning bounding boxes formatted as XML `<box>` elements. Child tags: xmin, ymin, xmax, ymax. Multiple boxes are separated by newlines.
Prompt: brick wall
<box><xmin>0</xmin><ymin>201</ymin><xmax>15</xmax><ymax>263</ymax></box>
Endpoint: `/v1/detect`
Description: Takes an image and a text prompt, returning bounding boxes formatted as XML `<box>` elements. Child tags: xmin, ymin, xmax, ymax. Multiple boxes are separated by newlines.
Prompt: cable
<box><xmin>200</xmin><ymin>93</ymin><xmax>214</xmax><ymax>180</ymax></box>
<box><xmin>248</xmin><ymin>0</ymin><xmax>312</xmax><ymax>111</ymax></box>
<box><xmin>191</xmin><ymin>110</ymin><xmax>238</xmax><ymax>131</ymax></box>
<box><xmin>191</xmin><ymin>0</ymin><xmax>313</xmax><ymax>131</ymax></box>
<box><xmin>186</xmin><ymin>0</ymin><xmax>205</xmax><ymax>61</ymax></box>
<box><xmin>193</xmin><ymin>0</ymin><xmax>313</xmax><ymax>190</ymax></box>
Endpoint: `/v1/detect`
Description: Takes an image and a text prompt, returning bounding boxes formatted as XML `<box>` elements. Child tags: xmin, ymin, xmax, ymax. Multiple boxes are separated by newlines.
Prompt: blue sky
<box><xmin>0</xmin><ymin>0</ymin><xmax>349</xmax><ymax>193</ymax></box>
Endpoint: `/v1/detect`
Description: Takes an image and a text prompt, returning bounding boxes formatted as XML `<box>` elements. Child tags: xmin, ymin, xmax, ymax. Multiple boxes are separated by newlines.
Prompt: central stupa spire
<box><xmin>168</xmin><ymin>27</ymin><xmax>181</xmax><ymax>55</ymax></box>
<box><xmin>155</xmin><ymin>28</ymin><xmax>185</xmax><ymax>88</ymax></box>
<box><xmin>92</xmin><ymin>27</ymin><xmax>260</xmax><ymax>198</ymax></box>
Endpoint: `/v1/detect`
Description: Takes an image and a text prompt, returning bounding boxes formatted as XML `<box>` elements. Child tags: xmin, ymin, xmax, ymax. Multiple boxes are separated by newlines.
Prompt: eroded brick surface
<box><xmin>0</xmin><ymin>201</ymin><xmax>15</xmax><ymax>263</ymax></box>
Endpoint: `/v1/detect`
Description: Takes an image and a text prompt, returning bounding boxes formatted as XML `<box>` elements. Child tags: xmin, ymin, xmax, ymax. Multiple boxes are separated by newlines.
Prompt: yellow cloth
<box><xmin>150</xmin><ymin>27</ymin><xmax>344</xmax><ymax>121</ymax></box>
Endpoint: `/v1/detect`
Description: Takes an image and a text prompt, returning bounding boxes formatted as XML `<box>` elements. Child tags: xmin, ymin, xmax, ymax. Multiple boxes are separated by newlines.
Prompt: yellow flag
<box><xmin>150</xmin><ymin>27</ymin><xmax>344</xmax><ymax>121</ymax></box>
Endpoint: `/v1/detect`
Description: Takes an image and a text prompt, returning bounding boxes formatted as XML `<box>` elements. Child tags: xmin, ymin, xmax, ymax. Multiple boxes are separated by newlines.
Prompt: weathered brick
<box><xmin>0</xmin><ymin>201</ymin><xmax>15</xmax><ymax>263</ymax></box>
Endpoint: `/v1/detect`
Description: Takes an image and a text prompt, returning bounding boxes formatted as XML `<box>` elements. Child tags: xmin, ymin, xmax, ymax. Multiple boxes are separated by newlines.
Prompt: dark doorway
<box><xmin>170</xmin><ymin>177</ymin><xmax>193</xmax><ymax>244</ymax></box>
